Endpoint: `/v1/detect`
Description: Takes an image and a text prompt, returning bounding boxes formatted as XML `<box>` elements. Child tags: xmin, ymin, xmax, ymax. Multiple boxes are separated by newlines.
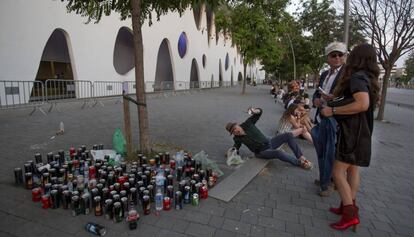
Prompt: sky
<box><xmin>286</xmin><ymin>0</ymin><xmax>407</xmax><ymax>68</ymax></box>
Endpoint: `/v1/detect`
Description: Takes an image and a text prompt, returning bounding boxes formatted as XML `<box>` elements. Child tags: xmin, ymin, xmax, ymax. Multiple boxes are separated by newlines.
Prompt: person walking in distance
<box><xmin>321</xmin><ymin>43</ymin><xmax>380</xmax><ymax>231</ymax></box>
<box><xmin>311</xmin><ymin>42</ymin><xmax>347</xmax><ymax>196</ymax></box>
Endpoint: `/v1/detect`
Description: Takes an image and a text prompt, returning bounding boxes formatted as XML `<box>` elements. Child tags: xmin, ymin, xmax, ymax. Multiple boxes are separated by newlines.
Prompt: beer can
<box><xmin>137</xmin><ymin>153</ymin><xmax>143</xmax><ymax>165</ymax></box>
<box><xmin>178</xmin><ymin>180</ymin><xmax>186</xmax><ymax>193</ymax></box>
<box><xmin>50</xmin><ymin>189</ymin><xmax>59</xmax><ymax>209</ymax></box>
<box><xmin>41</xmin><ymin>194</ymin><xmax>50</xmax><ymax>209</ymax></box>
<box><xmin>62</xmin><ymin>190</ymin><xmax>71</xmax><ymax>209</ymax></box>
<box><xmin>104</xmin><ymin>199</ymin><xmax>114</xmax><ymax>220</ymax></box>
<box><xmin>102</xmin><ymin>187</ymin><xmax>109</xmax><ymax>201</ymax></box>
<box><xmin>169</xmin><ymin>160</ymin><xmax>176</xmax><ymax>170</ymax></box>
<box><xmin>130</xmin><ymin>187</ymin><xmax>138</xmax><ymax>205</ymax></box>
<box><xmin>142</xmin><ymin>195</ymin><xmax>150</xmax><ymax>215</ymax></box>
<box><xmin>176</xmin><ymin>166</ymin><xmax>183</xmax><ymax>181</ymax></box>
<box><xmin>190</xmin><ymin>180</ymin><xmax>197</xmax><ymax>194</ymax></box>
<box><xmin>147</xmin><ymin>184</ymin><xmax>155</xmax><ymax>202</ymax></box>
<box><xmin>34</xmin><ymin>153</ymin><xmax>43</xmax><ymax>164</ymax></box>
<box><xmin>81</xmin><ymin>193</ymin><xmax>90</xmax><ymax>214</ymax></box>
<box><xmin>183</xmin><ymin>186</ymin><xmax>191</xmax><ymax>204</ymax></box>
<box><xmin>138</xmin><ymin>187</ymin><xmax>146</xmax><ymax>201</ymax></box>
<box><xmin>93</xmin><ymin>196</ymin><xmax>102</xmax><ymax>216</ymax></box>
<box><xmin>141</xmin><ymin>175</ymin><xmax>148</xmax><ymax>187</ymax></box>
<box><xmin>92</xmin><ymin>144</ymin><xmax>98</xmax><ymax>150</ymax></box>
<box><xmin>167</xmin><ymin>175</ymin><xmax>173</xmax><ymax>186</ymax></box>
<box><xmin>120</xmin><ymin>190</ymin><xmax>127</xmax><ymax>199</ymax></box>
<box><xmin>71</xmin><ymin>195</ymin><xmax>80</xmax><ymax>216</ymax></box>
<box><xmin>167</xmin><ymin>185</ymin><xmax>174</xmax><ymax>199</ymax></box>
<box><xmin>163</xmin><ymin>196</ymin><xmax>171</xmax><ymax>211</ymax></box>
<box><xmin>14</xmin><ymin>168</ymin><xmax>23</xmax><ymax>185</ymax></box>
<box><xmin>47</xmin><ymin>152</ymin><xmax>54</xmax><ymax>164</ymax></box>
<box><xmin>88</xmin><ymin>189</ymin><xmax>97</xmax><ymax>205</ymax></box>
<box><xmin>121</xmin><ymin>197</ymin><xmax>128</xmax><ymax>216</ymax></box>
<box><xmin>193</xmin><ymin>174</ymin><xmax>200</xmax><ymax>182</ymax></box>
<box><xmin>42</xmin><ymin>182</ymin><xmax>51</xmax><ymax>195</ymax></box>
<box><xmin>175</xmin><ymin>191</ymin><xmax>183</xmax><ymax>210</ymax></box>
<box><xmin>31</xmin><ymin>188</ymin><xmax>41</xmax><ymax>202</ymax></box>
<box><xmin>112</xmin><ymin>202</ymin><xmax>122</xmax><ymax>223</ymax></box>
<box><xmin>113</xmin><ymin>194</ymin><xmax>120</xmax><ymax>203</ymax></box>
<box><xmin>200</xmin><ymin>186</ymin><xmax>208</xmax><ymax>199</ymax></box>
<box><xmin>191</xmin><ymin>193</ymin><xmax>199</xmax><ymax>206</ymax></box>
<box><xmin>25</xmin><ymin>172</ymin><xmax>33</xmax><ymax>189</ymax></box>
<box><xmin>165</xmin><ymin>152</ymin><xmax>170</xmax><ymax>164</ymax></box>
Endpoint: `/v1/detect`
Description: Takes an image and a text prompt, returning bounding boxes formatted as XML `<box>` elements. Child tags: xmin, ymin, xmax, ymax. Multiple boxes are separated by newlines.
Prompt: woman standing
<box><xmin>321</xmin><ymin>44</ymin><xmax>380</xmax><ymax>231</ymax></box>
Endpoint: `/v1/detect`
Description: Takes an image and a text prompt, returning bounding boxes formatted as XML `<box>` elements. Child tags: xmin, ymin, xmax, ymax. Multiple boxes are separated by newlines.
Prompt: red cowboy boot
<box><xmin>330</xmin><ymin>200</ymin><xmax>358</xmax><ymax>215</ymax></box>
<box><xmin>330</xmin><ymin>205</ymin><xmax>360</xmax><ymax>232</ymax></box>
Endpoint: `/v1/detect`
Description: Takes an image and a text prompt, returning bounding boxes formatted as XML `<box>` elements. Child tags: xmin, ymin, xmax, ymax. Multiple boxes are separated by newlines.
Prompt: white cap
<box><xmin>325</xmin><ymin>42</ymin><xmax>347</xmax><ymax>56</ymax></box>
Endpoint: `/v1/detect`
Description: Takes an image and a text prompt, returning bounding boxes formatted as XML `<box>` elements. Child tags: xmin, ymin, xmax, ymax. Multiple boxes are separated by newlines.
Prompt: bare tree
<box><xmin>351</xmin><ymin>0</ymin><xmax>414</xmax><ymax>120</ymax></box>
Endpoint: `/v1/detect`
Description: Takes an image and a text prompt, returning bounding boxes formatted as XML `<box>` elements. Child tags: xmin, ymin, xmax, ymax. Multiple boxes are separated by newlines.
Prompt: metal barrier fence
<box><xmin>0</xmin><ymin>79</ymin><xmax>239</xmax><ymax>113</ymax></box>
<box><xmin>92</xmin><ymin>81</ymin><xmax>123</xmax><ymax>98</ymax></box>
<box><xmin>0</xmin><ymin>80</ymin><xmax>46</xmax><ymax>114</ymax></box>
<box><xmin>45</xmin><ymin>79</ymin><xmax>92</xmax><ymax>101</ymax></box>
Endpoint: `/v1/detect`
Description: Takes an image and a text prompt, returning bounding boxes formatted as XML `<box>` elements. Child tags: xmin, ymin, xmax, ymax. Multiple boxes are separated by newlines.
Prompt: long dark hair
<box><xmin>280</xmin><ymin>103</ymin><xmax>299</xmax><ymax>123</ymax></box>
<box><xmin>334</xmin><ymin>43</ymin><xmax>380</xmax><ymax>106</ymax></box>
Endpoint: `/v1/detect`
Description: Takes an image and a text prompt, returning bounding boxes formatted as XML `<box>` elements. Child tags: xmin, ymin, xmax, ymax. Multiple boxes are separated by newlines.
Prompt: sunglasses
<box><xmin>329</xmin><ymin>53</ymin><xmax>345</xmax><ymax>58</ymax></box>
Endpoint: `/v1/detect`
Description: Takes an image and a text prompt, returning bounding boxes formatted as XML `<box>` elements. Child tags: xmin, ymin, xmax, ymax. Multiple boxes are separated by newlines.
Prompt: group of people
<box><xmin>226</xmin><ymin>41</ymin><xmax>380</xmax><ymax>231</ymax></box>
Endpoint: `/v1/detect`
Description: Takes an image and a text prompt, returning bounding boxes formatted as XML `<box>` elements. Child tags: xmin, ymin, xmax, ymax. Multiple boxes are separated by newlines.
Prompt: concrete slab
<box><xmin>209</xmin><ymin>158</ymin><xmax>270</xmax><ymax>202</ymax></box>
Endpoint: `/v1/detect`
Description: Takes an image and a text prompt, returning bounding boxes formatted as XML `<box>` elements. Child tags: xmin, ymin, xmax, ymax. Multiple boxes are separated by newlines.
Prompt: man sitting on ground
<box><xmin>226</xmin><ymin>107</ymin><xmax>312</xmax><ymax>169</ymax></box>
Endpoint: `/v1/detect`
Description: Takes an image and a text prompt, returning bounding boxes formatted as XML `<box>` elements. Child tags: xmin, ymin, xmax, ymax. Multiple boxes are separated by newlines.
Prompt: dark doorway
<box><xmin>154</xmin><ymin>39</ymin><xmax>174</xmax><ymax>91</ymax></box>
<box><xmin>219</xmin><ymin>59</ymin><xmax>223</xmax><ymax>87</ymax></box>
<box><xmin>190</xmin><ymin>59</ymin><xmax>200</xmax><ymax>88</ymax></box>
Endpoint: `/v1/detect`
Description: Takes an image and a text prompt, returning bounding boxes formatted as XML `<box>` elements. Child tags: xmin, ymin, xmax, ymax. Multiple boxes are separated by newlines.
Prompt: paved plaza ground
<box><xmin>0</xmin><ymin>85</ymin><xmax>413</xmax><ymax>237</ymax></box>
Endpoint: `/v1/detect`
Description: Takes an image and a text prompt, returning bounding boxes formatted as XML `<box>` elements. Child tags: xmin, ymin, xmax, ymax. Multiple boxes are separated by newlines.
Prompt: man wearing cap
<box><xmin>226</xmin><ymin>107</ymin><xmax>312</xmax><ymax>169</ymax></box>
<box><xmin>311</xmin><ymin>42</ymin><xmax>347</xmax><ymax>196</ymax></box>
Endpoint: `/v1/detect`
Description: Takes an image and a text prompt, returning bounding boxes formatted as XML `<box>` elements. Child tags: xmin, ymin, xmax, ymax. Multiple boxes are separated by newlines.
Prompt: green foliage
<box><xmin>216</xmin><ymin>1</ymin><xmax>286</xmax><ymax>67</ymax></box>
<box><xmin>405</xmin><ymin>51</ymin><xmax>414</xmax><ymax>81</ymax></box>
<box><xmin>62</xmin><ymin>0</ymin><xmax>222</xmax><ymax>25</ymax></box>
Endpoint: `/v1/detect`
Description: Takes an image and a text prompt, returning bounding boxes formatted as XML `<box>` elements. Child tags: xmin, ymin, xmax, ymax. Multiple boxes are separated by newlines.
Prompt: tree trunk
<box><xmin>242</xmin><ymin>61</ymin><xmax>247</xmax><ymax>95</ymax></box>
<box><xmin>376</xmin><ymin>66</ymin><xmax>392</xmax><ymax>121</ymax></box>
<box><xmin>131</xmin><ymin>0</ymin><xmax>150</xmax><ymax>153</ymax></box>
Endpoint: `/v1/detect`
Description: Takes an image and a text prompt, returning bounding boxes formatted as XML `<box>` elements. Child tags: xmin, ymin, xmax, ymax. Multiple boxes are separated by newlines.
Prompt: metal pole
<box><xmin>344</xmin><ymin>0</ymin><xmax>350</xmax><ymax>48</ymax></box>
<box><xmin>286</xmin><ymin>33</ymin><xmax>296</xmax><ymax>81</ymax></box>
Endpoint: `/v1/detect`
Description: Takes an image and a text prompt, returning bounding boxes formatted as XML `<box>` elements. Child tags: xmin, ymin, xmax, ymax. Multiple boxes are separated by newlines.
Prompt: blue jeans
<box><xmin>255</xmin><ymin>133</ymin><xmax>303</xmax><ymax>166</ymax></box>
<box><xmin>311</xmin><ymin>117</ymin><xmax>337</xmax><ymax>191</ymax></box>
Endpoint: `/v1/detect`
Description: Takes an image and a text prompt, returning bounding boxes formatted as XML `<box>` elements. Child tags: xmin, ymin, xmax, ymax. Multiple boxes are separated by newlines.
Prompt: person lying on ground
<box><xmin>225</xmin><ymin>107</ymin><xmax>312</xmax><ymax>169</ymax></box>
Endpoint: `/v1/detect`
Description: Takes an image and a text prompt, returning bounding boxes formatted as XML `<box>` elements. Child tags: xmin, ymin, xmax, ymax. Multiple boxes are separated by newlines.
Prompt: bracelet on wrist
<box><xmin>332</xmin><ymin>107</ymin><xmax>336</xmax><ymax>115</ymax></box>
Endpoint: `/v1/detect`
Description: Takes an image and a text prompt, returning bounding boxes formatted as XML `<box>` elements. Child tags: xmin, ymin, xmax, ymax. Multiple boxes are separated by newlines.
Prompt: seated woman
<box><xmin>296</xmin><ymin>103</ymin><xmax>314</xmax><ymax>133</ymax></box>
<box><xmin>277</xmin><ymin>104</ymin><xmax>313</xmax><ymax>144</ymax></box>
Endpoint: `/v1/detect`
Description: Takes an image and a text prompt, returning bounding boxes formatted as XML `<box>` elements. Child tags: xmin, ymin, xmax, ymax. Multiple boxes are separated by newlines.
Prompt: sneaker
<box><xmin>318</xmin><ymin>186</ymin><xmax>334</xmax><ymax>197</ymax></box>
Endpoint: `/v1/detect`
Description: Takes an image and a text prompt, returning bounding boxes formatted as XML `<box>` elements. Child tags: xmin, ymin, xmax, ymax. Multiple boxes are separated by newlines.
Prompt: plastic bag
<box><xmin>226</xmin><ymin>147</ymin><xmax>244</xmax><ymax>166</ymax></box>
<box><xmin>112</xmin><ymin>128</ymin><xmax>126</xmax><ymax>156</ymax></box>
<box><xmin>192</xmin><ymin>151</ymin><xmax>224</xmax><ymax>177</ymax></box>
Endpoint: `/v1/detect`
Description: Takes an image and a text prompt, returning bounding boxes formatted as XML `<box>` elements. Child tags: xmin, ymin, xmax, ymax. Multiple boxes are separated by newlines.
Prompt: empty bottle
<box><xmin>155</xmin><ymin>190</ymin><xmax>163</xmax><ymax>211</ymax></box>
<box><xmin>85</xmin><ymin>222</ymin><xmax>106</xmax><ymax>236</ymax></box>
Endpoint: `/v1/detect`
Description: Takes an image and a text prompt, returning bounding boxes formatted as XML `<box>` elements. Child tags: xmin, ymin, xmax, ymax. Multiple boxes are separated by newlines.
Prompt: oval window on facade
<box><xmin>178</xmin><ymin>32</ymin><xmax>188</xmax><ymax>58</ymax></box>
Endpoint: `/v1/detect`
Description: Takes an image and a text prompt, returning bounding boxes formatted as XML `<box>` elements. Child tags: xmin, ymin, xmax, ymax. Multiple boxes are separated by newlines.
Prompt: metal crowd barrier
<box><xmin>0</xmin><ymin>78</ymin><xmax>238</xmax><ymax>113</ymax></box>
<box><xmin>45</xmin><ymin>79</ymin><xmax>93</xmax><ymax>112</ymax></box>
<box><xmin>91</xmin><ymin>81</ymin><xmax>124</xmax><ymax>107</ymax></box>
<box><xmin>0</xmin><ymin>80</ymin><xmax>46</xmax><ymax>115</ymax></box>
<box><xmin>175</xmin><ymin>81</ymin><xmax>190</xmax><ymax>90</ymax></box>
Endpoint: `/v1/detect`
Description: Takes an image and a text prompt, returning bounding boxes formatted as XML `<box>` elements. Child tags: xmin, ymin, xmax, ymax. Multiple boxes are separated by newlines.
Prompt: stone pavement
<box><xmin>0</xmin><ymin>85</ymin><xmax>413</xmax><ymax>237</ymax></box>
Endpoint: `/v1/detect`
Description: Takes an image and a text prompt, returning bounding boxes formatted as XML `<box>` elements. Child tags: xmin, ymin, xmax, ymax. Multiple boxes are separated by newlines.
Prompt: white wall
<box><xmin>0</xmin><ymin>0</ymin><xmax>263</xmax><ymax>87</ymax></box>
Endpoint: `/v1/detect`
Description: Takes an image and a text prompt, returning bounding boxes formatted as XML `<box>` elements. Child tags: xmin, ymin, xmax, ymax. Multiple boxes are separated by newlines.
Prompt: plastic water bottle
<box><xmin>155</xmin><ymin>190</ymin><xmax>163</xmax><ymax>211</ymax></box>
<box><xmin>155</xmin><ymin>170</ymin><xmax>165</xmax><ymax>193</ymax></box>
<box><xmin>85</xmin><ymin>222</ymin><xmax>106</xmax><ymax>236</ymax></box>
